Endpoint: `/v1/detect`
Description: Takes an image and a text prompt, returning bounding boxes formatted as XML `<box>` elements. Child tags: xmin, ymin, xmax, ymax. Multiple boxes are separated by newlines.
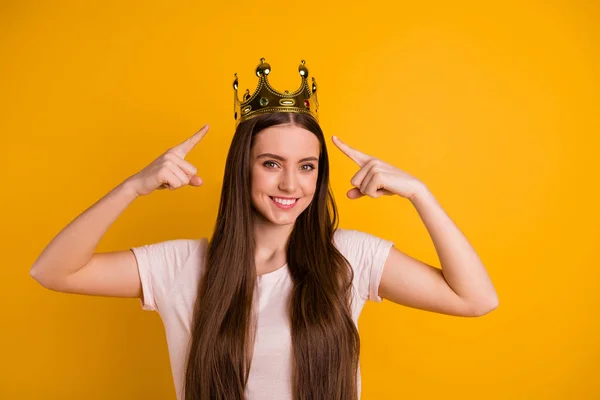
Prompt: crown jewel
<box><xmin>233</xmin><ymin>58</ymin><xmax>319</xmax><ymax>127</ymax></box>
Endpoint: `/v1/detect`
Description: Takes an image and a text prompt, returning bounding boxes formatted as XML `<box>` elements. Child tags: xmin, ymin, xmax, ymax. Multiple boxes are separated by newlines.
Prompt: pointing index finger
<box><xmin>331</xmin><ymin>135</ymin><xmax>371</xmax><ymax>167</ymax></box>
<box><xmin>173</xmin><ymin>124</ymin><xmax>210</xmax><ymax>157</ymax></box>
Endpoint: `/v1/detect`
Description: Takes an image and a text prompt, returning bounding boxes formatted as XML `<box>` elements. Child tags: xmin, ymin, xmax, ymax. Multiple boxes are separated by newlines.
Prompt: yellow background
<box><xmin>1</xmin><ymin>0</ymin><xmax>598</xmax><ymax>398</ymax></box>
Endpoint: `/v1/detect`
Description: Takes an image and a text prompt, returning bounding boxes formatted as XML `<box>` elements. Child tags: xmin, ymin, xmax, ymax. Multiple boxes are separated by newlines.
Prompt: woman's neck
<box><xmin>252</xmin><ymin>213</ymin><xmax>294</xmax><ymax>261</ymax></box>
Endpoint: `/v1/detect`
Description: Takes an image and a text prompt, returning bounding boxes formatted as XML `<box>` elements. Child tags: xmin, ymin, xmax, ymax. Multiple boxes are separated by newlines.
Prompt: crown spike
<box><xmin>298</xmin><ymin>60</ymin><xmax>308</xmax><ymax>78</ymax></box>
<box><xmin>256</xmin><ymin>58</ymin><xmax>271</xmax><ymax>76</ymax></box>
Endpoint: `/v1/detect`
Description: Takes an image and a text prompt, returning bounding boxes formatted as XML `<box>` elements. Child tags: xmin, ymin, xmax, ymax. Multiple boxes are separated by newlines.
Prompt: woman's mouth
<box><xmin>269</xmin><ymin>196</ymin><xmax>299</xmax><ymax>210</ymax></box>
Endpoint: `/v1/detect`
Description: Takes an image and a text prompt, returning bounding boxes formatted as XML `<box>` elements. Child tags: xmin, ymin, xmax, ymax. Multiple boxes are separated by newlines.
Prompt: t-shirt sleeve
<box><xmin>336</xmin><ymin>229</ymin><xmax>394</xmax><ymax>302</ymax></box>
<box><xmin>129</xmin><ymin>239</ymin><xmax>200</xmax><ymax>312</ymax></box>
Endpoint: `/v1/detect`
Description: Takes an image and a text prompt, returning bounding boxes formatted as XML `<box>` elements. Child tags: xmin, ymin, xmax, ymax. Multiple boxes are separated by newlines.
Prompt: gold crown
<box><xmin>233</xmin><ymin>58</ymin><xmax>319</xmax><ymax>127</ymax></box>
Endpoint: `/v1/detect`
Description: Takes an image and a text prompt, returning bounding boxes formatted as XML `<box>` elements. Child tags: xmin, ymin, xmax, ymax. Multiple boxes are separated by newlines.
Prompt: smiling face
<box><xmin>249</xmin><ymin>123</ymin><xmax>321</xmax><ymax>226</ymax></box>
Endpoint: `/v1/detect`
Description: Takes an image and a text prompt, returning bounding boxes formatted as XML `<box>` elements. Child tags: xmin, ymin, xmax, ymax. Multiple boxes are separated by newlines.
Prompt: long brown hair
<box><xmin>184</xmin><ymin>112</ymin><xmax>360</xmax><ymax>399</ymax></box>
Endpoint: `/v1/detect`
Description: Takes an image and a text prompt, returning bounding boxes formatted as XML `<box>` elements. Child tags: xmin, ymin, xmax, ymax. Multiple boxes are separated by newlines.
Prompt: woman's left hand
<box><xmin>331</xmin><ymin>135</ymin><xmax>425</xmax><ymax>201</ymax></box>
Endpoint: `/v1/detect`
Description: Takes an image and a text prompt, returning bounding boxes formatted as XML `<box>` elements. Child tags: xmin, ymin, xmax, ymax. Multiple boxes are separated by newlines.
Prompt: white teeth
<box><xmin>273</xmin><ymin>197</ymin><xmax>296</xmax><ymax>205</ymax></box>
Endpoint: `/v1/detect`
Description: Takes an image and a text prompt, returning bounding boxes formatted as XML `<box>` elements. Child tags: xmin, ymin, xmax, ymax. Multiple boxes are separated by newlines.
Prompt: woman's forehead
<box><xmin>252</xmin><ymin>125</ymin><xmax>320</xmax><ymax>156</ymax></box>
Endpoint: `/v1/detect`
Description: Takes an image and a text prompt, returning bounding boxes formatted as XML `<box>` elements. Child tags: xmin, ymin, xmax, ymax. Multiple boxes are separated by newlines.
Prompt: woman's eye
<box><xmin>301</xmin><ymin>164</ymin><xmax>316</xmax><ymax>171</ymax></box>
<box><xmin>263</xmin><ymin>161</ymin><xmax>277</xmax><ymax>168</ymax></box>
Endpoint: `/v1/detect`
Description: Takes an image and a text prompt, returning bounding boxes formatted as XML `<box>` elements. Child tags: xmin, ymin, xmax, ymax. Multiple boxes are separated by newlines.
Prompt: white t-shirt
<box><xmin>130</xmin><ymin>227</ymin><xmax>394</xmax><ymax>400</ymax></box>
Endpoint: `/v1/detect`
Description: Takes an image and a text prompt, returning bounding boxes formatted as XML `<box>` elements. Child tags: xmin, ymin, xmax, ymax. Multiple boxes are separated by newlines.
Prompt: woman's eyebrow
<box><xmin>257</xmin><ymin>153</ymin><xmax>318</xmax><ymax>162</ymax></box>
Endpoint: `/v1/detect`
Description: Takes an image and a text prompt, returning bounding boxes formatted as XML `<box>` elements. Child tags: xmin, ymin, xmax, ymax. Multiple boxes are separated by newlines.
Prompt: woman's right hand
<box><xmin>126</xmin><ymin>124</ymin><xmax>210</xmax><ymax>197</ymax></box>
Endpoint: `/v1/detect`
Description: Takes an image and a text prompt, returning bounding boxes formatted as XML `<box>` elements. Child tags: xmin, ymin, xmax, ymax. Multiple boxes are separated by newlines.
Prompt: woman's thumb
<box><xmin>189</xmin><ymin>176</ymin><xmax>203</xmax><ymax>186</ymax></box>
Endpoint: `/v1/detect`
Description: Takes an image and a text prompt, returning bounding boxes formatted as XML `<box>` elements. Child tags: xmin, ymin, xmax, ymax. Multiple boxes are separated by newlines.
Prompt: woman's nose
<box><xmin>278</xmin><ymin>169</ymin><xmax>297</xmax><ymax>191</ymax></box>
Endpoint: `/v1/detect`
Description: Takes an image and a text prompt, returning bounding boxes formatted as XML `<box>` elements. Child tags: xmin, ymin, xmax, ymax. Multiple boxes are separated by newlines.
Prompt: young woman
<box><xmin>30</xmin><ymin>96</ymin><xmax>498</xmax><ymax>400</ymax></box>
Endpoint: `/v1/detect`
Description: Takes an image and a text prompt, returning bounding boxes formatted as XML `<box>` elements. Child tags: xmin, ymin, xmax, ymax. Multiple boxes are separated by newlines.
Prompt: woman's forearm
<box><xmin>410</xmin><ymin>185</ymin><xmax>499</xmax><ymax>312</ymax></box>
<box><xmin>30</xmin><ymin>178</ymin><xmax>140</xmax><ymax>286</ymax></box>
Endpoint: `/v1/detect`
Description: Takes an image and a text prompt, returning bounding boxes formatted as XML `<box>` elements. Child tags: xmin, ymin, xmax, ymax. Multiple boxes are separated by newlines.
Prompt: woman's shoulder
<box><xmin>176</xmin><ymin>237</ymin><xmax>208</xmax><ymax>260</ymax></box>
<box><xmin>333</xmin><ymin>227</ymin><xmax>395</xmax><ymax>260</ymax></box>
<box><xmin>333</xmin><ymin>227</ymin><xmax>395</xmax><ymax>303</ymax></box>
<box><xmin>333</xmin><ymin>227</ymin><xmax>356</xmax><ymax>238</ymax></box>
<box><xmin>333</xmin><ymin>227</ymin><xmax>382</xmax><ymax>247</ymax></box>
<box><xmin>131</xmin><ymin>237</ymin><xmax>208</xmax><ymax>266</ymax></box>
<box><xmin>133</xmin><ymin>236</ymin><xmax>207</xmax><ymax>251</ymax></box>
